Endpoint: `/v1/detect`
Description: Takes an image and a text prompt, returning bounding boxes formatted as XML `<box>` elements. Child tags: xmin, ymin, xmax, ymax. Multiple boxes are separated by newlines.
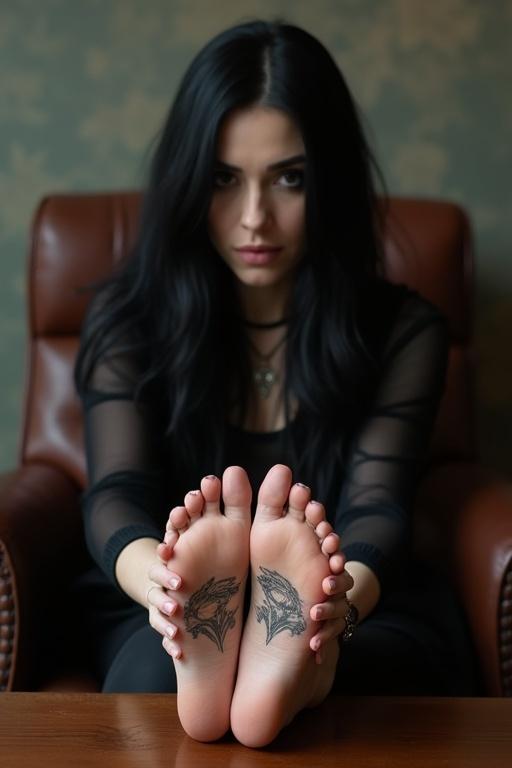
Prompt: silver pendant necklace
<box><xmin>247</xmin><ymin>333</ymin><xmax>287</xmax><ymax>399</ymax></box>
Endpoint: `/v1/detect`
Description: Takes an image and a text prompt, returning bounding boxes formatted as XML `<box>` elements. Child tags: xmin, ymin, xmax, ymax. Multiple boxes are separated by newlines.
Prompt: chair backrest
<box><xmin>20</xmin><ymin>192</ymin><xmax>477</xmax><ymax>489</ymax></box>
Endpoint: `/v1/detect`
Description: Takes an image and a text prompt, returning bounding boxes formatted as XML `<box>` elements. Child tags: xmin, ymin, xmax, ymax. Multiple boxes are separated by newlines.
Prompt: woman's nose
<box><xmin>240</xmin><ymin>187</ymin><xmax>270</xmax><ymax>231</ymax></box>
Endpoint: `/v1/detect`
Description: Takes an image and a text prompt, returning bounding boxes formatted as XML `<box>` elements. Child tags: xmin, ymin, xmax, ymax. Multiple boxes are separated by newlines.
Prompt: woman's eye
<box><xmin>278</xmin><ymin>169</ymin><xmax>305</xmax><ymax>189</ymax></box>
<box><xmin>213</xmin><ymin>171</ymin><xmax>235</xmax><ymax>188</ymax></box>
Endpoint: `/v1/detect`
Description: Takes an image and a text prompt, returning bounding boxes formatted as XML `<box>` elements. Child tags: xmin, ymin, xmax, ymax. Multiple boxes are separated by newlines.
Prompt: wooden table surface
<box><xmin>0</xmin><ymin>693</ymin><xmax>511</xmax><ymax>767</ymax></box>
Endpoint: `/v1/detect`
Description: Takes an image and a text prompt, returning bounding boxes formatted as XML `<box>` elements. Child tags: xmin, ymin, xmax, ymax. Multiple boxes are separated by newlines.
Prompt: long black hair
<box><xmin>75</xmin><ymin>19</ymin><xmax>388</xmax><ymax>502</ymax></box>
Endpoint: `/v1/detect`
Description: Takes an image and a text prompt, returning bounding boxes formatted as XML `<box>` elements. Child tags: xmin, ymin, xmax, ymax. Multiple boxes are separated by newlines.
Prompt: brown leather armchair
<box><xmin>1</xmin><ymin>192</ymin><xmax>511</xmax><ymax>694</ymax></box>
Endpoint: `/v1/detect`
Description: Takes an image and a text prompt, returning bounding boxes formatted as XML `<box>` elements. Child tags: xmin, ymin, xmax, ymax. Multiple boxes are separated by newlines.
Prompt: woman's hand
<box><xmin>150</xmin><ymin>507</ymin><xmax>355</xmax><ymax>663</ymax></box>
<box><xmin>146</xmin><ymin>496</ymin><xmax>207</xmax><ymax>658</ymax></box>
<box><xmin>310</xmin><ymin>549</ymin><xmax>354</xmax><ymax>664</ymax></box>
<box><xmin>146</xmin><ymin>546</ymin><xmax>184</xmax><ymax>659</ymax></box>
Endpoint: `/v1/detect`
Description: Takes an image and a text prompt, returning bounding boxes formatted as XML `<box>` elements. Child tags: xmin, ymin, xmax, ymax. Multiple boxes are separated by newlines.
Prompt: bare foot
<box><xmin>164</xmin><ymin>466</ymin><xmax>251</xmax><ymax>742</ymax></box>
<box><xmin>230</xmin><ymin>465</ymin><xmax>339</xmax><ymax>748</ymax></box>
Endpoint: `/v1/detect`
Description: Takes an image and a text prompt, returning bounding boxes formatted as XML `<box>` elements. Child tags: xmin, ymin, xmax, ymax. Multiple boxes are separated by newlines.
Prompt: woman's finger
<box><xmin>310</xmin><ymin>615</ymin><xmax>346</xmax><ymax>652</ymax></box>
<box><xmin>162</xmin><ymin>635</ymin><xmax>182</xmax><ymax>660</ymax></box>
<box><xmin>148</xmin><ymin>606</ymin><xmax>179</xmax><ymax>641</ymax></box>
<box><xmin>148</xmin><ymin>562</ymin><xmax>182</xmax><ymax>591</ymax></box>
<box><xmin>311</xmin><ymin>589</ymin><xmax>349</xmax><ymax>621</ymax></box>
<box><xmin>147</xmin><ymin>584</ymin><xmax>178</xmax><ymax>615</ymax></box>
<box><xmin>310</xmin><ymin>599</ymin><xmax>340</xmax><ymax>622</ymax></box>
<box><xmin>322</xmin><ymin>570</ymin><xmax>353</xmax><ymax>596</ymax></box>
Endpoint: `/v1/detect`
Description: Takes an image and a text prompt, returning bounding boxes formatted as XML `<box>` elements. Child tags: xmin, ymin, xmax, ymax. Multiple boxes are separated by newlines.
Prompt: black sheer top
<box><xmin>79</xmin><ymin>281</ymin><xmax>448</xmax><ymax>592</ymax></box>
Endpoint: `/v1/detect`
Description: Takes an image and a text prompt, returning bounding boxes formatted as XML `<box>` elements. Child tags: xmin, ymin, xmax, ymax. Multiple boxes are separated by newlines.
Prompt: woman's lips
<box><xmin>235</xmin><ymin>246</ymin><xmax>283</xmax><ymax>265</ymax></box>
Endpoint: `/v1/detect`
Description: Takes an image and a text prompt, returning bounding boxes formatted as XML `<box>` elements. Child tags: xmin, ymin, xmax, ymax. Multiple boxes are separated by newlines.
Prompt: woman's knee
<box><xmin>102</xmin><ymin>624</ymin><xmax>178</xmax><ymax>693</ymax></box>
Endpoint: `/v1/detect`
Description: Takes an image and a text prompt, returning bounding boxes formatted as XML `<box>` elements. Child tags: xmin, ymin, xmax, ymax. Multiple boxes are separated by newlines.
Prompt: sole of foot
<box><xmin>168</xmin><ymin>466</ymin><xmax>251</xmax><ymax>742</ymax></box>
<box><xmin>230</xmin><ymin>464</ymin><xmax>338</xmax><ymax>748</ymax></box>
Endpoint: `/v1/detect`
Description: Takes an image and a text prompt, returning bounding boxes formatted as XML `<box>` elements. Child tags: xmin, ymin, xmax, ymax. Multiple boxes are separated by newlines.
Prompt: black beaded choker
<box><xmin>243</xmin><ymin>317</ymin><xmax>289</xmax><ymax>330</ymax></box>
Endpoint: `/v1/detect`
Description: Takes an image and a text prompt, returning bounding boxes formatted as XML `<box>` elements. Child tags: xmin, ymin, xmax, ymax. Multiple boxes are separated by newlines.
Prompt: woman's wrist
<box><xmin>115</xmin><ymin>537</ymin><xmax>161</xmax><ymax>607</ymax></box>
<box><xmin>344</xmin><ymin>560</ymin><xmax>381</xmax><ymax>624</ymax></box>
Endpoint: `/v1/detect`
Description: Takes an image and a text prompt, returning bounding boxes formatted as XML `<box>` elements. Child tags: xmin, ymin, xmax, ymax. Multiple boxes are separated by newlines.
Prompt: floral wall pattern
<box><xmin>1</xmin><ymin>0</ymin><xmax>511</xmax><ymax>474</ymax></box>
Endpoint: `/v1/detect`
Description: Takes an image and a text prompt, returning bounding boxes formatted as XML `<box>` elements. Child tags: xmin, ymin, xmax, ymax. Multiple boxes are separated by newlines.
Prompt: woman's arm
<box><xmin>77</xmin><ymin>291</ymin><xmax>173</xmax><ymax>584</ymax></box>
<box><xmin>115</xmin><ymin>536</ymin><xmax>163</xmax><ymax>606</ymax></box>
<box><xmin>80</xmin><ymin>352</ymin><xmax>190</xmax><ymax>657</ymax></box>
<box><xmin>310</xmin><ymin>293</ymin><xmax>449</xmax><ymax>651</ymax></box>
<box><xmin>81</xmin><ymin>387</ymin><xmax>167</xmax><ymax>585</ymax></box>
<box><xmin>335</xmin><ymin>292</ymin><xmax>449</xmax><ymax>598</ymax></box>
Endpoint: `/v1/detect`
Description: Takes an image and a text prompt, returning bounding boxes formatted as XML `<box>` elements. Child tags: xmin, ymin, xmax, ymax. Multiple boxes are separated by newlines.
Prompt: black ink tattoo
<box><xmin>255</xmin><ymin>567</ymin><xmax>306</xmax><ymax>645</ymax></box>
<box><xmin>184</xmin><ymin>576</ymin><xmax>240</xmax><ymax>651</ymax></box>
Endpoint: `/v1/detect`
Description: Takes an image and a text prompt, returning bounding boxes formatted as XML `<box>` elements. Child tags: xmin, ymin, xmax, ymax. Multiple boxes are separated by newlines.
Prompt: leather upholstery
<box><xmin>1</xmin><ymin>191</ymin><xmax>511</xmax><ymax>694</ymax></box>
<box><xmin>22</xmin><ymin>193</ymin><xmax>141</xmax><ymax>488</ymax></box>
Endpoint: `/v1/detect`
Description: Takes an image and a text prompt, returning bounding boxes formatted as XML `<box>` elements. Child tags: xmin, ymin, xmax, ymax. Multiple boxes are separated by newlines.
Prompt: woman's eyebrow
<box><xmin>267</xmin><ymin>154</ymin><xmax>306</xmax><ymax>170</ymax></box>
<box><xmin>215</xmin><ymin>154</ymin><xmax>306</xmax><ymax>172</ymax></box>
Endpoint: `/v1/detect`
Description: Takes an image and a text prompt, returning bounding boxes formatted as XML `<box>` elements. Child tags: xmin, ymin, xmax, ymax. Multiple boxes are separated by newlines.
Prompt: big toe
<box><xmin>222</xmin><ymin>466</ymin><xmax>252</xmax><ymax>521</ymax></box>
<box><xmin>256</xmin><ymin>464</ymin><xmax>293</xmax><ymax>520</ymax></box>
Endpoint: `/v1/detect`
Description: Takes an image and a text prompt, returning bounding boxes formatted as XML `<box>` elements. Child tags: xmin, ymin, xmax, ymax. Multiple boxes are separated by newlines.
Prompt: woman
<box><xmin>74</xmin><ymin>19</ymin><xmax>475</xmax><ymax>747</ymax></box>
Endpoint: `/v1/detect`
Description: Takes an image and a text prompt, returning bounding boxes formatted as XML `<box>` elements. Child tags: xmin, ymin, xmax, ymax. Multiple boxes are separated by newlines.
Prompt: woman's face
<box><xmin>208</xmin><ymin>105</ymin><xmax>306</xmax><ymax>295</ymax></box>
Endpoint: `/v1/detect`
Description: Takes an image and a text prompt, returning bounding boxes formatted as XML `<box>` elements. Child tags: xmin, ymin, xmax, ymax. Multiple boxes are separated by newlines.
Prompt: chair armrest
<box><xmin>0</xmin><ymin>464</ymin><xmax>84</xmax><ymax>691</ymax></box>
<box><xmin>415</xmin><ymin>462</ymin><xmax>512</xmax><ymax>696</ymax></box>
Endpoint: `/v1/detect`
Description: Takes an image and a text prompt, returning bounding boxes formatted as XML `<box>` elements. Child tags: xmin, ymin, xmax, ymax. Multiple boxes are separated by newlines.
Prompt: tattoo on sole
<box><xmin>255</xmin><ymin>567</ymin><xmax>307</xmax><ymax>645</ymax></box>
<box><xmin>184</xmin><ymin>576</ymin><xmax>240</xmax><ymax>652</ymax></box>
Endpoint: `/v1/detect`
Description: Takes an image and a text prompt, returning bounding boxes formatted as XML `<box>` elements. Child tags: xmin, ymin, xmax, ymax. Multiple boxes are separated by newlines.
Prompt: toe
<box><xmin>200</xmin><ymin>474</ymin><xmax>222</xmax><ymax>515</ymax></box>
<box><xmin>169</xmin><ymin>505</ymin><xmax>190</xmax><ymax>532</ymax></box>
<box><xmin>255</xmin><ymin>464</ymin><xmax>292</xmax><ymax>521</ymax></box>
<box><xmin>161</xmin><ymin>529</ymin><xmax>178</xmax><ymax>549</ymax></box>
<box><xmin>321</xmin><ymin>532</ymin><xmax>340</xmax><ymax>556</ymax></box>
<box><xmin>222</xmin><ymin>466</ymin><xmax>252</xmax><ymax>521</ymax></box>
<box><xmin>287</xmin><ymin>482</ymin><xmax>311</xmax><ymax>521</ymax></box>
<box><xmin>305</xmin><ymin>500</ymin><xmax>326</xmax><ymax>529</ymax></box>
<box><xmin>315</xmin><ymin>520</ymin><xmax>333</xmax><ymax>542</ymax></box>
<box><xmin>184</xmin><ymin>489</ymin><xmax>204</xmax><ymax>521</ymax></box>
<box><xmin>328</xmin><ymin>552</ymin><xmax>346</xmax><ymax>573</ymax></box>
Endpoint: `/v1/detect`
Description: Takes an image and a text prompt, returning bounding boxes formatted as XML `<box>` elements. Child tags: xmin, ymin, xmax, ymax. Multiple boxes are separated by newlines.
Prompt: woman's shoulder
<box><xmin>77</xmin><ymin>283</ymin><xmax>150</xmax><ymax>396</ymax></box>
<box><xmin>362</xmin><ymin>278</ymin><xmax>448</xmax><ymax>357</ymax></box>
<box><xmin>367</xmin><ymin>277</ymin><xmax>442</xmax><ymax>315</ymax></box>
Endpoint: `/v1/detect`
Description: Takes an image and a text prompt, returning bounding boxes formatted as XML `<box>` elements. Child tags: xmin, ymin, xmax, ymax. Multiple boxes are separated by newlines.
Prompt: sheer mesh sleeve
<box><xmin>79</xmin><ymin>344</ymin><xmax>167</xmax><ymax>586</ymax></box>
<box><xmin>334</xmin><ymin>292</ymin><xmax>449</xmax><ymax>588</ymax></box>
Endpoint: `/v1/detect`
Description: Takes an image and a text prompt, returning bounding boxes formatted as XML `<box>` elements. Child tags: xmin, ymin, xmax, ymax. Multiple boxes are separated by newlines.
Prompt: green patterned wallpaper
<box><xmin>1</xmin><ymin>0</ymin><xmax>511</xmax><ymax>475</ymax></box>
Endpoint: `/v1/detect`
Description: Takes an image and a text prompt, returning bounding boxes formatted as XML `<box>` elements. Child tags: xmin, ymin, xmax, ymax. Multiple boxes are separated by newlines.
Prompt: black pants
<box><xmin>73</xmin><ymin>566</ymin><xmax>479</xmax><ymax>695</ymax></box>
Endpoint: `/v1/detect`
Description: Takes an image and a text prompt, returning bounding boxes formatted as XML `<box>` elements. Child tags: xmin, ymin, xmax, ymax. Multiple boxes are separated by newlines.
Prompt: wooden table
<box><xmin>0</xmin><ymin>693</ymin><xmax>511</xmax><ymax>767</ymax></box>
